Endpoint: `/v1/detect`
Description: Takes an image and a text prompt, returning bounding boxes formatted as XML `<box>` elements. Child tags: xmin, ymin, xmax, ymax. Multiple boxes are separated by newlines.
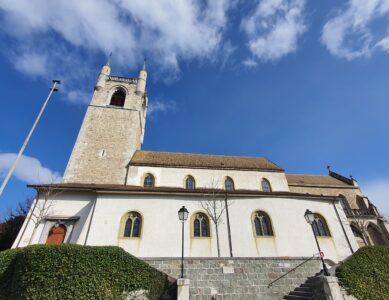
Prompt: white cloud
<box><xmin>14</xmin><ymin>51</ymin><xmax>48</xmax><ymax>76</ymax></box>
<box><xmin>67</xmin><ymin>89</ymin><xmax>92</xmax><ymax>104</ymax></box>
<box><xmin>376</xmin><ymin>33</ymin><xmax>389</xmax><ymax>52</ymax></box>
<box><xmin>242</xmin><ymin>58</ymin><xmax>258</xmax><ymax>67</ymax></box>
<box><xmin>362</xmin><ymin>178</ymin><xmax>389</xmax><ymax>218</ymax></box>
<box><xmin>321</xmin><ymin>0</ymin><xmax>389</xmax><ymax>60</ymax></box>
<box><xmin>147</xmin><ymin>100</ymin><xmax>177</xmax><ymax>117</ymax></box>
<box><xmin>0</xmin><ymin>0</ymin><xmax>232</xmax><ymax>85</ymax></box>
<box><xmin>240</xmin><ymin>0</ymin><xmax>306</xmax><ymax>62</ymax></box>
<box><xmin>0</xmin><ymin>153</ymin><xmax>62</xmax><ymax>184</ymax></box>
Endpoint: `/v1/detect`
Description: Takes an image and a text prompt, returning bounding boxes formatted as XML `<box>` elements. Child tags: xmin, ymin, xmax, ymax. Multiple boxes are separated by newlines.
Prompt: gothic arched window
<box><xmin>261</xmin><ymin>178</ymin><xmax>272</xmax><ymax>192</ymax></box>
<box><xmin>312</xmin><ymin>214</ymin><xmax>331</xmax><ymax>237</ymax></box>
<box><xmin>123</xmin><ymin>212</ymin><xmax>142</xmax><ymax>237</ymax></box>
<box><xmin>193</xmin><ymin>213</ymin><xmax>210</xmax><ymax>237</ymax></box>
<box><xmin>253</xmin><ymin>211</ymin><xmax>273</xmax><ymax>236</ymax></box>
<box><xmin>185</xmin><ymin>175</ymin><xmax>195</xmax><ymax>190</ymax></box>
<box><xmin>110</xmin><ymin>89</ymin><xmax>126</xmax><ymax>107</ymax></box>
<box><xmin>143</xmin><ymin>174</ymin><xmax>155</xmax><ymax>187</ymax></box>
<box><xmin>224</xmin><ymin>177</ymin><xmax>234</xmax><ymax>191</ymax></box>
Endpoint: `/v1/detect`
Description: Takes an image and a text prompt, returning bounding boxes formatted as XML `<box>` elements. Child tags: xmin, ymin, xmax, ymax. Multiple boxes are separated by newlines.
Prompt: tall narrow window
<box><xmin>110</xmin><ymin>90</ymin><xmax>126</xmax><ymax>107</ymax></box>
<box><xmin>311</xmin><ymin>214</ymin><xmax>330</xmax><ymax>237</ymax></box>
<box><xmin>224</xmin><ymin>177</ymin><xmax>234</xmax><ymax>191</ymax></box>
<box><xmin>193</xmin><ymin>213</ymin><xmax>210</xmax><ymax>237</ymax></box>
<box><xmin>261</xmin><ymin>179</ymin><xmax>272</xmax><ymax>192</ymax></box>
<box><xmin>143</xmin><ymin>174</ymin><xmax>154</xmax><ymax>187</ymax></box>
<box><xmin>253</xmin><ymin>211</ymin><xmax>273</xmax><ymax>236</ymax></box>
<box><xmin>185</xmin><ymin>176</ymin><xmax>195</xmax><ymax>190</ymax></box>
<box><xmin>123</xmin><ymin>212</ymin><xmax>142</xmax><ymax>237</ymax></box>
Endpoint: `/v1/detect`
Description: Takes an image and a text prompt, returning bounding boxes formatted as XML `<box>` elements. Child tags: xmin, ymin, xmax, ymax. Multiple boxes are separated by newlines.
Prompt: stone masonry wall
<box><xmin>63</xmin><ymin>79</ymin><xmax>146</xmax><ymax>185</ymax></box>
<box><xmin>144</xmin><ymin>257</ymin><xmax>321</xmax><ymax>300</ymax></box>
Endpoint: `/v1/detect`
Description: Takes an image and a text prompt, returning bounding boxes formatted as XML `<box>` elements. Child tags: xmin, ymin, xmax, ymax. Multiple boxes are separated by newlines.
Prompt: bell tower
<box><xmin>63</xmin><ymin>58</ymin><xmax>148</xmax><ymax>184</ymax></box>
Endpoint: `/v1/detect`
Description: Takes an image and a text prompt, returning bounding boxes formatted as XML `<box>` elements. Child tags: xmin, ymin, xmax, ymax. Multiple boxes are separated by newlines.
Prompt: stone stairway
<box><xmin>145</xmin><ymin>257</ymin><xmax>322</xmax><ymax>299</ymax></box>
<box><xmin>283</xmin><ymin>274</ymin><xmax>321</xmax><ymax>300</ymax></box>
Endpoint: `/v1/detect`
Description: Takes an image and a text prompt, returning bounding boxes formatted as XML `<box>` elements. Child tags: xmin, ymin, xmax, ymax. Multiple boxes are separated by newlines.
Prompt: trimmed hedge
<box><xmin>336</xmin><ymin>246</ymin><xmax>389</xmax><ymax>300</ymax></box>
<box><xmin>0</xmin><ymin>244</ymin><xmax>168</xmax><ymax>300</ymax></box>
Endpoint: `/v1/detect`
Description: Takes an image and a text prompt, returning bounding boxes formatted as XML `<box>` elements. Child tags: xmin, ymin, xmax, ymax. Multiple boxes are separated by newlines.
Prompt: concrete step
<box><xmin>295</xmin><ymin>287</ymin><xmax>312</xmax><ymax>293</ymax></box>
<box><xmin>283</xmin><ymin>295</ymin><xmax>313</xmax><ymax>300</ymax></box>
<box><xmin>290</xmin><ymin>291</ymin><xmax>314</xmax><ymax>297</ymax></box>
<box><xmin>306</xmin><ymin>276</ymin><xmax>321</xmax><ymax>282</ymax></box>
<box><xmin>300</xmin><ymin>283</ymin><xmax>317</xmax><ymax>288</ymax></box>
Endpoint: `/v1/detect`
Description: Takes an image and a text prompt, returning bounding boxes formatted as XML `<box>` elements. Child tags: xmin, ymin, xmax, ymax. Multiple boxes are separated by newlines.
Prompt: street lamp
<box><xmin>178</xmin><ymin>206</ymin><xmax>189</xmax><ymax>278</ymax></box>
<box><xmin>304</xmin><ymin>209</ymin><xmax>330</xmax><ymax>276</ymax></box>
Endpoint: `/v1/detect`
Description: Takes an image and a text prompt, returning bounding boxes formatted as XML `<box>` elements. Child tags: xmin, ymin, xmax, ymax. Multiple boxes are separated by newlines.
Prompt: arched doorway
<box><xmin>367</xmin><ymin>224</ymin><xmax>386</xmax><ymax>245</ymax></box>
<box><xmin>46</xmin><ymin>224</ymin><xmax>67</xmax><ymax>245</ymax></box>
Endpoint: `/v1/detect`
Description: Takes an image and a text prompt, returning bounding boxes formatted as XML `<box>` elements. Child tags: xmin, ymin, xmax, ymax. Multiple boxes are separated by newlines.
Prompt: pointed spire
<box><xmin>142</xmin><ymin>59</ymin><xmax>146</xmax><ymax>71</ymax></box>
<box><xmin>106</xmin><ymin>52</ymin><xmax>112</xmax><ymax>66</ymax></box>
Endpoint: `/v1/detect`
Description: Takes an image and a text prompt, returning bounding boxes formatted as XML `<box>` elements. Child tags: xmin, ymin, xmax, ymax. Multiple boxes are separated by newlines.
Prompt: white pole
<box><xmin>0</xmin><ymin>80</ymin><xmax>61</xmax><ymax>197</ymax></box>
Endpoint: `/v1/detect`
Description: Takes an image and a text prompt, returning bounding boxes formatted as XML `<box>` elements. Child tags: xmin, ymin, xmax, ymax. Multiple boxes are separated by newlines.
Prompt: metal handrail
<box><xmin>267</xmin><ymin>255</ymin><xmax>318</xmax><ymax>288</ymax></box>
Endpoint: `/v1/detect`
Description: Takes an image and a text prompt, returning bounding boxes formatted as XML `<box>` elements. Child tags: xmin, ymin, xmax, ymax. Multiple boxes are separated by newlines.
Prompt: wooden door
<box><xmin>46</xmin><ymin>224</ymin><xmax>66</xmax><ymax>245</ymax></box>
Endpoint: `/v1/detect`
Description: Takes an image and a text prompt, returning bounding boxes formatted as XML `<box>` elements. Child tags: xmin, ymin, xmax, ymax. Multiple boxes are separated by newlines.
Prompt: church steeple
<box><xmin>64</xmin><ymin>56</ymin><xmax>148</xmax><ymax>185</ymax></box>
<box><xmin>95</xmin><ymin>53</ymin><xmax>112</xmax><ymax>91</ymax></box>
<box><xmin>136</xmin><ymin>59</ymin><xmax>147</xmax><ymax>96</ymax></box>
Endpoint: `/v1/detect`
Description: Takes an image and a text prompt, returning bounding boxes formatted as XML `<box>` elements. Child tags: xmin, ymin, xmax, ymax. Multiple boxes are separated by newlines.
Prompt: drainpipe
<box><xmin>224</xmin><ymin>192</ymin><xmax>233</xmax><ymax>257</ymax></box>
<box><xmin>333</xmin><ymin>201</ymin><xmax>354</xmax><ymax>254</ymax></box>
<box><xmin>84</xmin><ymin>195</ymin><xmax>98</xmax><ymax>246</ymax></box>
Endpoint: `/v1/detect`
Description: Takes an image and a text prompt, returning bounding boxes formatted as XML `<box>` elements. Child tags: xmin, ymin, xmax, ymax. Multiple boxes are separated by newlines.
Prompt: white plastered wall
<box><xmin>12</xmin><ymin>191</ymin><xmax>95</xmax><ymax>248</ymax></box>
<box><xmin>84</xmin><ymin>193</ymin><xmax>357</xmax><ymax>263</ymax></box>
<box><xmin>14</xmin><ymin>191</ymin><xmax>358</xmax><ymax>263</ymax></box>
<box><xmin>126</xmin><ymin>166</ymin><xmax>289</xmax><ymax>192</ymax></box>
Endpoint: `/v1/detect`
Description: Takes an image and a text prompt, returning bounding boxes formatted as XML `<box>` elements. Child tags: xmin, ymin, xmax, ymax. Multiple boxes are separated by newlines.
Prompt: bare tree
<box><xmin>0</xmin><ymin>198</ymin><xmax>32</xmax><ymax>251</ymax></box>
<box><xmin>27</xmin><ymin>187</ymin><xmax>59</xmax><ymax>245</ymax></box>
<box><xmin>200</xmin><ymin>180</ymin><xmax>232</xmax><ymax>257</ymax></box>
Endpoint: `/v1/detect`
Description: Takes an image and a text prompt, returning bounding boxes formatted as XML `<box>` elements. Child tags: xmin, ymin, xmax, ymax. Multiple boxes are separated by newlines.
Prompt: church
<box><xmin>12</xmin><ymin>60</ymin><xmax>389</xmax><ymax>297</ymax></box>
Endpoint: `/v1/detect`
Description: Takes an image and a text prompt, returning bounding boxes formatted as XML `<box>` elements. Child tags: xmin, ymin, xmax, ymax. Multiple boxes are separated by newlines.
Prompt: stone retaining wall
<box><xmin>144</xmin><ymin>257</ymin><xmax>321</xmax><ymax>300</ymax></box>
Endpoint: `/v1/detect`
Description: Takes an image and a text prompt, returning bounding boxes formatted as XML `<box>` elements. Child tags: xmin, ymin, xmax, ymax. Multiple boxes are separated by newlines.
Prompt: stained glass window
<box><xmin>144</xmin><ymin>174</ymin><xmax>154</xmax><ymax>187</ymax></box>
<box><xmin>253</xmin><ymin>211</ymin><xmax>273</xmax><ymax>236</ymax></box>
<box><xmin>261</xmin><ymin>179</ymin><xmax>272</xmax><ymax>192</ymax></box>
<box><xmin>225</xmin><ymin>177</ymin><xmax>234</xmax><ymax>191</ymax></box>
<box><xmin>193</xmin><ymin>213</ymin><xmax>210</xmax><ymax>237</ymax></box>
<box><xmin>123</xmin><ymin>212</ymin><xmax>142</xmax><ymax>237</ymax></box>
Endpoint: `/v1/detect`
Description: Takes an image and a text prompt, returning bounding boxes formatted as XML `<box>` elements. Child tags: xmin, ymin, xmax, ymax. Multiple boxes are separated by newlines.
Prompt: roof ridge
<box><xmin>137</xmin><ymin>150</ymin><xmax>271</xmax><ymax>160</ymax></box>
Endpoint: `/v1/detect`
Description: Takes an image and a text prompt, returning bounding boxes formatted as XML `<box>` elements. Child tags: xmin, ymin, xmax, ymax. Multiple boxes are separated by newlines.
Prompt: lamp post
<box><xmin>304</xmin><ymin>209</ymin><xmax>330</xmax><ymax>276</ymax></box>
<box><xmin>178</xmin><ymin>206</ymin><xmax>189</xmax><ymax>278</ymax></box>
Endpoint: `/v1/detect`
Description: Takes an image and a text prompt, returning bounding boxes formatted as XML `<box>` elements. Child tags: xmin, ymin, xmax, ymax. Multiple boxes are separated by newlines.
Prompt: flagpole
<box><xmin>0</xmin><ymin>80</ymin><xmax>61</xmax><ymax>197</ymax></box>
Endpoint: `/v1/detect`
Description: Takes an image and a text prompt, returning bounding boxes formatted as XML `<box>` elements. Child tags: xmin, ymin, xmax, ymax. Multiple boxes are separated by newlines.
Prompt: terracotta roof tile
<box><xmin>286</xmin><ymin>174</ymin><xmax>352</xmax><ymax>187</ymax></box>
<box><xmin>129</xmin><ymin>151</ymin><xmax>283</xmax><ymax>172</ymax></box>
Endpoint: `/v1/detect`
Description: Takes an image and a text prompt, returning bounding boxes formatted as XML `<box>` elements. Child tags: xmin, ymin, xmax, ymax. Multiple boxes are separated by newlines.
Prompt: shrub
<box><xmin>0</xmin><ymin>244</ymin><xmax>168</xmax><ymax>300</ymax></box>
<box><xmin>336</xmin><ymin>246</ymin><xmax>389</xmax><ymax>300</ymax></box>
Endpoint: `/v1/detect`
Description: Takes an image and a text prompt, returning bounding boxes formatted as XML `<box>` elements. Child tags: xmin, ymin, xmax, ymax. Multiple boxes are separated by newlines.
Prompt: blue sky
<box><xmin>0</xmin><ymin>0</ymin><xmax>388</xmax><ymax>217</ymax></box>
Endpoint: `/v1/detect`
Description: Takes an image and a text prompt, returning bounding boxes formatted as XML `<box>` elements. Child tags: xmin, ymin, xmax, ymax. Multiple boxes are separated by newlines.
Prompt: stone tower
<box><xmin>63</xmin><ymin>58</ymin><xmax>148</xmax><ymax>184</ymax></box>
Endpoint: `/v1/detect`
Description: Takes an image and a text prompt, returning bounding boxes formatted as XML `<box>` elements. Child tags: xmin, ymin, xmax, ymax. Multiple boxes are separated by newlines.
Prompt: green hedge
<box><xmin>0</xmin><ymin>244</ymin><xmax>168</xmax><ymax>300</ymax></box>
<box><xmin>336</xmin><ymin>246</ymin><xmax>389</xmax><ymax>300</ymax></box>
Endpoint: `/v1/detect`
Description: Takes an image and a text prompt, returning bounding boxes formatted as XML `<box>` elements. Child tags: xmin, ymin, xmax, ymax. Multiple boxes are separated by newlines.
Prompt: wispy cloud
<box><xmin>321</xmin><ymin>0</ymin><xmax>389</xmax><ymax>60</ymax></box>
<box><xmin>242</xmin><ymin>58</ymin><xmax>258</xmax><ymax>68</ymax></box>
<box><xmin>0</xmin><ymin>0</ymin><xmax>233</xmax><ymax>95</ymax></box>
<box><xmin>240</xmin><ymin>0</ymin><xmax>307</xmax><ymax>62</ymax></box>
<box><xmin>362</xmin><ymin>178</ymin><xmax>389</xmax><ymax>218</ymax></box>
<box><xmin>0</xmin><ymin>153</ymin><xmax>62</xmax><ymax>184</ymax></box>
<box><xmin>147</xmin><ymin>99</ymin><xmax>177</xmax><ymax>117</ymax></box>
<box><xmin>14</xmin><ymin>51</ymin><xmax>48</xmax><ymax>76</ymax></box>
